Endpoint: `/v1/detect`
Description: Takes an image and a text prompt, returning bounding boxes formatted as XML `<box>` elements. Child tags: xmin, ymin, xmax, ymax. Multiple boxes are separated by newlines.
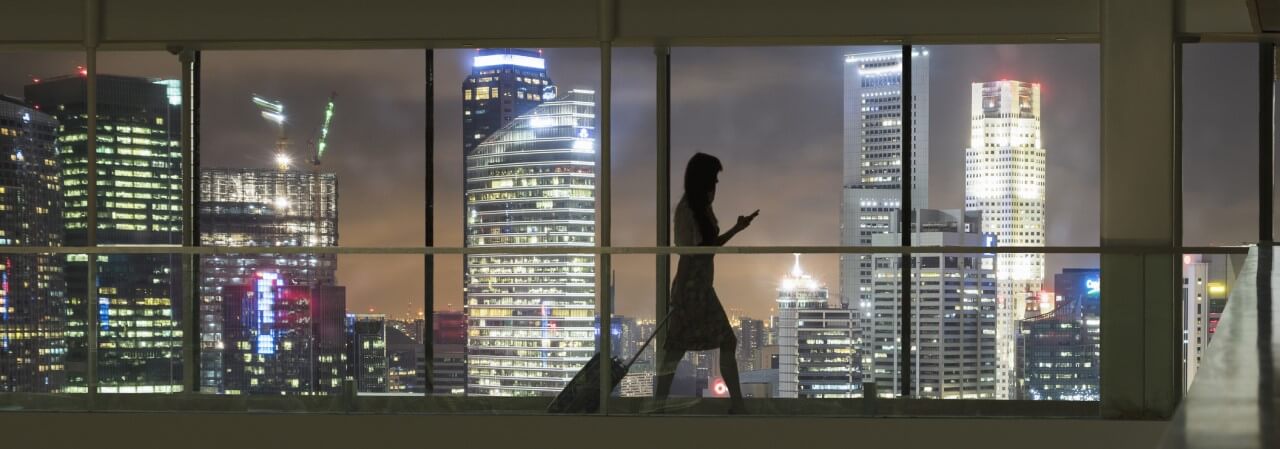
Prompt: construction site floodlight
<box><xmin>261</xmin><ymin>111</ymin><xmax>286</xmax><ymax>125</ymax></box>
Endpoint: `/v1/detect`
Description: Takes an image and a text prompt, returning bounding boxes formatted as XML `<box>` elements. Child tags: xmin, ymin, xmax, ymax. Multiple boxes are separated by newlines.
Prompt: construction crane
<box><xmin>252</xmin><ymin>92</ymin><xmax>337</xmax><ymax>170</ymax></box>
<box><xmin>310</xmin><ymin>92</ymin><xmax>337</xmax><ymax>167</ymax></box>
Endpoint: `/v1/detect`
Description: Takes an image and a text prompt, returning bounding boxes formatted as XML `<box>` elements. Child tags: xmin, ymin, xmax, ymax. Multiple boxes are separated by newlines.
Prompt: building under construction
<box><xmin>196</xmin><ymin>92</ymin><xmax>342</xmax><ymax>393</ymax></box>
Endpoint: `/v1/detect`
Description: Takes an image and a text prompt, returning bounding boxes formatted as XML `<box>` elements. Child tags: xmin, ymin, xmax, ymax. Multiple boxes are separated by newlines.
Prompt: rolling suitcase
<box><xmin>546</xmin><ymin>314</ymin><xmax>672</xmax><ymax>413</ymax></box>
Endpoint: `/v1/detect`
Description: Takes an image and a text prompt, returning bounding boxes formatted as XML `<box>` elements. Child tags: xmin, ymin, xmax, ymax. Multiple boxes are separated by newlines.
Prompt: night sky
<box><xmin>0</xmin><ymin>43</ymin><xmax>1259</xmax><ymax>322</ymax></box>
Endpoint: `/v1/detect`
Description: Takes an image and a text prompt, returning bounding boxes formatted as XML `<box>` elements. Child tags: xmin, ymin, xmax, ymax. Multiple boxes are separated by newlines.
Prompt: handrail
<box><xmin>0</xmin><ymin>245</ymin><xmax>1252</xmax><ymax>255</ymax></box>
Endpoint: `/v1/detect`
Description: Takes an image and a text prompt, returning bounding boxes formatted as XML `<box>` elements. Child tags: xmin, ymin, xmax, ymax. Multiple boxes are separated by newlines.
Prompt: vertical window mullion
<box><xmin>1260</xmin><ymin>42</ymin><xmax>1274</xmax><ymax>244</ymax></box>
<box><xmin>84</xmin><ymin>0</ymin><xmax>99</xmax><ymax>398</ymax></box>
<box><xmin>597</xmin><ymin>40</ymin><xmax>614</xmax><ymax>415</ymax></box>
<box><xmin>424</xmin><ymin>48</ymin><xmax>435</xmax><ymax>396</ymax></box>
<box><xmin>179</xmin><ymin>48</ymin><xmax>199</xmax><ymax>394</ymax></box>
<box><xmin>898</xmin><ymin>44</ymin><xmax>914</xmax><ymax>399</ymax></box>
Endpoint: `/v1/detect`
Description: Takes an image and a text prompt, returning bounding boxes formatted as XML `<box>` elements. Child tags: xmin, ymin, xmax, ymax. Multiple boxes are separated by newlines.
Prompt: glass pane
<box><xmin>611</xmin><ymin>47</ymin><xmax>657</xmax><ymax>247</ymax></box>
<box><xmin>1017</xmin><ymin>254</ymin><xmax>1100</xmax><ymax>401</ymax></box>
<box><xmin>90</xmin><ymin>253</ymin><xmax>184</xmax><ymax>393</ymax></box>
<box><xmin>616</xmin><ymin>253</ymin><xmax>857</xmax><ymax>414</ymax></box>
<box><xmin>91</xmin><ymin>52</ymin><xmax>186</xmax><ymax>394</ymax></box>
<box><xmin>1182</xmin><ymin>43</ymin><xmax>1257</xmax><ymax>246</ymax></box>
<box><xmin>0</xmin><ymin>52</ymin><xmax>82</xmax><ymax>393</ymax></box>
<box><xmin>1181</xmin><ymin>253</ymin><xmax>1244</xmax><ymax>392</ymax></box>
<box><xmin>912</xmin><ymin>44</ymin><xmax>1101</xmax><ymax>400</ymax></box>
<box><xmin>198</xmin><ymin>50</ymin><xmax>426</xmax><ymax>396</ymax></box>
<box><xmin>435</xmin><ymin>48</ymin><xmax>602</xmax><ymax>407</ymax></box>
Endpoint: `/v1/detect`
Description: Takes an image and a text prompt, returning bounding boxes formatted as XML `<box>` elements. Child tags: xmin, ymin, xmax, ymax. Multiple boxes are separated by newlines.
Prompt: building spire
<box><xmin>792</xmin><ymin>253</ymin><xmax>803</xmax><ymax>277</ymax></box>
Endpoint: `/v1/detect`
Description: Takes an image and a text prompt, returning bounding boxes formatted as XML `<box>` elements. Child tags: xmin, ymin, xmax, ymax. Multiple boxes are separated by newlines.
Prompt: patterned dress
<box><xmin>665</xmin><ymin>196</ymin><xmax>737</xmax><ymax>351</ymax></box>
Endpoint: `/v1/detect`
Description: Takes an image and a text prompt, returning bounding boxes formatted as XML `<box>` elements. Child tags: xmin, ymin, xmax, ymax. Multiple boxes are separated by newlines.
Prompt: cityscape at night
<box><xmin>0</xmin><ymin>45</ymin><xmax>1253</xmax><ymax>398</ymax></box>
<box><xmin>4</xmin><ymin>3</ymin><xmax>1278</xmax><ymax>449</ymax></box>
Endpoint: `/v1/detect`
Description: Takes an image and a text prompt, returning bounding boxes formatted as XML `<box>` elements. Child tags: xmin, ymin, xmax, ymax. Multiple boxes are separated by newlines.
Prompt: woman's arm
<box><xmin>706</xmin><ymin>210</ymin><xmax>759</xmax><ymax>246</ymax></box>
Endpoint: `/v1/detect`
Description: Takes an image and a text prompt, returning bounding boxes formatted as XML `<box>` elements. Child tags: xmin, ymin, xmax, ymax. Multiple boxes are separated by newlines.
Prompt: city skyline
<box><xmin>0</xmin><ymin>44</ymin><xmax>1255</xmax><ymax>324</ymax></box>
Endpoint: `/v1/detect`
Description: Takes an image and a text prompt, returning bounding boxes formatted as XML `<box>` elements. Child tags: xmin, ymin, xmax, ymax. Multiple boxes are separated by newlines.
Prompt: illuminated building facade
<box><xmin>869</xmin><ymin>209</ymin><xmax>998</xmax><ymax>398</ymax></box>
<box><xmin>432</xmin><ymin>311</ymin><xmax>466</xmax><ymax>395</ymax></box>
<box><xmin>734</xmin><ymin>317</ymin><xmax>766</xmax><ymax>373</ymax></box>
<box><xmin>462</xmin><ymin>48</ymin><xmax>554</xmax><ymax>154</ymax></box>
<box><xmin>386</xmin><ymin>323</ymin><xmax>424</xmax><ymax>394</ymax></box>
<box><xmin>964</xmin><ymin>80</ymin><xmax>1046</xmax><ymax>399</ymax></box>
<box><xmin>347</xmin><ymin>313</ymin><xmax>388</xmax><ymax>393</ymax></box>
<box><xmin>840</xmin><ymin>49</ymin><xmax>930</xmax><ymax>388</ymax></box>
<box><xmin>221</xmin><ymin>272</ymin><xmax>346</xmax><ymax>395</ymax></box>
<box><xmin>25</xmin><ymin>74</ymin><xmax>184</xmax><ymax>393</ymax></box>
<box><xmin>198</xmin><ymin>168</ymin><xmax>338</xmax><ymax>392</ymax></box>
<box><xmin>0</xmin><ymin>95</ymin><xmax>65</xmax><ymax>392</ymax></box>
<box><xmin>1182</xmin><ymin>255</ymin><xmax>1231</xmax><ymax>389</ymax></box>
<box><xmin>776</xmin><ymin>255</ymin><xmax>858</xmax><ymax>398</ymax></box>
<box><xmin>463</xmin><ymin>88</ymin><xmax>597</xmax><ymax>396</ymax></box>
<box><xmin>1019</xmin><ymin>268</ymin><xmax>1099</xmax><ymax>401</ymax></box>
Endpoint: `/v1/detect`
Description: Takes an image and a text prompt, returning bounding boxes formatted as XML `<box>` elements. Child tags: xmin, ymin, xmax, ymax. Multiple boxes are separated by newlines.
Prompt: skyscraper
<box><xmin>734</xmin><ymin>317</ymin><xmax>766</xmax><ymax>373</ymax></box>
<box><xmin>220</xmin><ymin>272</ymin><xmax>347</xmax><ymax>395</ymax></box>
<box><xmin>869</xmin><ymin>209</ymin><xmax>998</xmax><ymax>398</ymax></box>
<box><xmin>462</xmin><ymin>48</ymin><xmax>555</xmax><ymax>154</ymax></box>
<box><xmin>964</xmin><ymin>80</ymin><xmax>1046</xmax><ymax>399</ymax></box>
<box><xmin>386</xmin><ymin>322</ymin><xmax>424</xmax><ymax>394</ymax></box>
<box><xmin>0</xmin><ymin>95</ymin><xmax>65</xmax><ymax>392</ymax></box>
<box><xmin>26</xmin><ymin>74</ymin><xmax>184</xmax><ymax>393</ymax></box>
<box><xmin>463</xmin><ymin>88</ymin><xmax>597</xmax><ymax>396</ymax></box>
<box><xmin>775</xmin><ymin>255</ymin><xmax>859</xmax><ymax>398</ymax></box>
<box><xmin>347</xmin><ymin>313</ymin><xmax>388</xmax><ymax>393</ymax></box>
<box><xmin>840</xmin><ymin>48</ymin><xmax>930</xmax><ymax>386</ymax></box>
<box><xmin>198</xmin><ymin>168</ymin><xmax>339</xmax><ymax>392</ymax></box>
<box><xmin>1182</xmin><ymin>255</ymin><xmax>1232</xmax><ymax>389</ymax></box>
<box><xmin>432</xmin><ymin>310</ymin><xmax>466</xmax><ymax>395</ymax></box>
<box><xmin>1019</xmin><ymin>268</ymin><xmax>1099</xmax><ymax>401</ymax></box>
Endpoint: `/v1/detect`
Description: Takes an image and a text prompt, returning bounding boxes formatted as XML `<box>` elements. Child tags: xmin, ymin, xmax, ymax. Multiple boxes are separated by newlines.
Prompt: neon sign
<box><xmin>1085</xmin><ymin>279</ymin><xmax>1100</xmax><ymax>295</ymax></box>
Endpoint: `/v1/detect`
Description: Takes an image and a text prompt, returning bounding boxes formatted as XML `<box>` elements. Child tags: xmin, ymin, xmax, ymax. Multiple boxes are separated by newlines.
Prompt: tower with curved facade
<box><xmin>463</xmin><ymin>88</ymin><xmax>597</xmax><ymax>396</ymax></box>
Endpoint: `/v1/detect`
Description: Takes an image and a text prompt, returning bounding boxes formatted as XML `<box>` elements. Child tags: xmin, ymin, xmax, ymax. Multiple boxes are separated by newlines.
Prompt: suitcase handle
<box><xmin>622</xmin><ymin>311</ymin><xmax>674</xmax><ymax>370</ymax></box>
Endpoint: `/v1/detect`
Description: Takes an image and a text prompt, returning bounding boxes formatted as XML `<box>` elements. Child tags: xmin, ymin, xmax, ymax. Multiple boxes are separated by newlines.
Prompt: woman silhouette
<box><xmin>655</xmin><ymin>152</ymin><xmax>758</xmax><ymax>414</ymax></box>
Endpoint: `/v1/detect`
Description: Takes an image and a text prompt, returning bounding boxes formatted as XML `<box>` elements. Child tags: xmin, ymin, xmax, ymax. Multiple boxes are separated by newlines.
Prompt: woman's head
<box><xmin>684</xmin><ymin>152</ymin><xmax>723</xmax><ymax>204</ymax></box>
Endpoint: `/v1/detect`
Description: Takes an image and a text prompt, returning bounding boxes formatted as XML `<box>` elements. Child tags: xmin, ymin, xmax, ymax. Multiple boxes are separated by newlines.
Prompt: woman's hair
<box><xmin>684</xmin><ymin>152</ymin><xmax>723</xmax><ymax>246</ymax></box>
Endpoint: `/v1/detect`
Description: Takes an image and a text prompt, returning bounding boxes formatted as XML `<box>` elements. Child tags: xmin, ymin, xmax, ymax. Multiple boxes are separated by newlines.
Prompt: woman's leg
<box><xmin>654</xmin><ymin>347</ymin><xmax>685</xmax><ymax>401</ymax></box>
<box><xmin>719</xmin><ymin>338</ymin><xmax>746</xmax><ymax>411</ymax></box>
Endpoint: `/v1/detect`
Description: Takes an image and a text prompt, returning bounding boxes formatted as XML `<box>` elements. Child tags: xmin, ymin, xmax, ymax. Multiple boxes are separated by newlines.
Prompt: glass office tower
<box><xmin>964</xmin><ymin>80</ymin><xmax>1046</xmax><ymax>399</ymax></box>
<box><xmin>776</xmin><ymin>255</ymin><xmax>858</xmax><ymax>398</ymax></box>
<box><xmin>198</xmin><ymin>168</ymin><xmax>339</xmax><ymax>392</ymax></box>
<box><xmin>347</xmin><ymin>313</ymin><xmax>388</xmax><ymax>393</ymax></box>
<box><xmin>25</xmin><ymin>74</ymin><xmax>184</xmax><ymax>393</ymax></box>
<box><xmin>462</xmin><ymin>48</ymin><xmax>555</xmax><ymax>153</ymax></box>
<box><xmin>0</xmin><ymin>95</ymin><xmax>65</xmax><ymax>392</ymax></box>
<box><xmin>463</xmin><ymin>89</ymin><xmax>597</xmax><ymax>396</ymax></box>
<box><xmin>840</xmin><ymin>49</ymin><xmax>930</xmax><ymax>392</ymax></box>
<box><xmin>870</xmin><ymin>210</ymin><xmax>998</xmax><ymax>398</ymax></box>
<box><xmin>1019</xmin><ymin>268</ymin><xmax>1099</xmax><ymax>401</ymax></box>
<box><xmin>221</xmin><ymin>272</ymin><xmax>347</xmax><ymax>395</ymax></box>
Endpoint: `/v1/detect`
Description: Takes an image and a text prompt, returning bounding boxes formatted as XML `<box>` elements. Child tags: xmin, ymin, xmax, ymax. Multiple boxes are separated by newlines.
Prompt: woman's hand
<box><xmin>735</xmin><ymin>210</ymin><xmax>760</xmax><ymax>231</ymax></box>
